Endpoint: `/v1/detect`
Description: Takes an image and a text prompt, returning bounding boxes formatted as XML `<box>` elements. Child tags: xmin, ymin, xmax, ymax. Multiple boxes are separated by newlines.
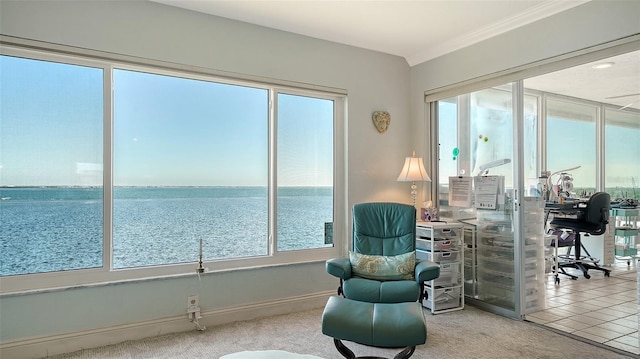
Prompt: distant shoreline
<box><xmin>0</xmin><ymin>185</ymin><xmax>331</xmax><ymax>189</ymax></box>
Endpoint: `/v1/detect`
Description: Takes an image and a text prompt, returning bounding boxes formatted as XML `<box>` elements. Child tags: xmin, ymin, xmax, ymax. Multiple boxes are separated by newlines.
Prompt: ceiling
<box><xmin>151</xmin><ymin>0</ymin><xmax>639</xmax><ymax>110</ymax></box>
<box><xmin>525</xmin><ymin>51</ymin><xmax>640</xmax><ymax>111</ymax></box>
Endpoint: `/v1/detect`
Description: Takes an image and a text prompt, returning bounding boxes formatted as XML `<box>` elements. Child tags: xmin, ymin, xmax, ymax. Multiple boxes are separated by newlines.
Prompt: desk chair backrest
<box><xmin>583</xmin><ymin>192</ymin><xmax>611</xmax><ymax>234</ymax></box>
<box><xmin>352</xmin><ymin>202</ymin><xmax>416</xmax><ymax>256</ymax></box>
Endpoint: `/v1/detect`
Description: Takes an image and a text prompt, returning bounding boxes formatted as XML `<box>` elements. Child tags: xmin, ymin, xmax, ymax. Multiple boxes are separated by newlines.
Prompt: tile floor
<box><xmin>526</xmin><ymin>259</ymin><xmax>639</xmax><ymax>356</ymax></box>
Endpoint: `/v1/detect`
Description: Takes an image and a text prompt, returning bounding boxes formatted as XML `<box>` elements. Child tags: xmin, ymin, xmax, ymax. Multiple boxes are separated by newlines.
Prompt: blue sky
<box><xmin>1</xmin><ymin>55</ymin><xmax>333</xmax><ymax>187</ymax></box>
<box><xmin>0</xmin><ymin>56</ymin><xmax>103</xmax><ymax>186</ymax></box>
<box><xmin>113</xmin><ymin>69</ymin><xmax>269</xmax><ymax>186</ymax></box>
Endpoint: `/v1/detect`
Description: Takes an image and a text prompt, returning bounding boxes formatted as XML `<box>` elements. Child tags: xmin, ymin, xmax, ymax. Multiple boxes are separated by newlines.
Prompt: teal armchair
<box><xmin>326</xmin><ymin>202</ymin><xmax>440</xmax><ymax>303</ymax></box>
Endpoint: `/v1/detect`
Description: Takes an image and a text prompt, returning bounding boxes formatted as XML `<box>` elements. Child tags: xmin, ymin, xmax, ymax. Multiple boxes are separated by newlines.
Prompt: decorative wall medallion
<box><xmin>372</xmin><ymin>111</ymin><xmax>390</xmax><ymax>134</ymax></box>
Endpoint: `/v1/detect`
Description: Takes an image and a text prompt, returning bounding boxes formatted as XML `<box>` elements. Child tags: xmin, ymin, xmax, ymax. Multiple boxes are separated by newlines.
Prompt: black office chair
<box><xmin>550</xmin><ymin>192</ymin><xmax>612</xmax><ymax>281</ymax></box>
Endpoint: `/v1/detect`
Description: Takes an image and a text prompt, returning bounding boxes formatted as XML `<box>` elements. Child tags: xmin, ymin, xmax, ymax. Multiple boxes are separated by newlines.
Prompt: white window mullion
<box><xmin>269</xmin><ymin>91</ymin><xmax>277</xmax><ymax>256</ymax></box>
<box><xmin>104</xmin><ymin>65</ymin><xmax>114</xmax><ymax>271</ymax></box>
<box><xmin>596</xmin><ymin>105</ymin><xmax>605</xmax><ymax>192</ymax></box>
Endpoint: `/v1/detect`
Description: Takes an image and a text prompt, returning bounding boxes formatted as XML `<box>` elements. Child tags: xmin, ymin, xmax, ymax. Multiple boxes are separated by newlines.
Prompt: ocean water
<box><xmin>0</xmin><ymin>187</ymin><xmax>333</xmax><ymax>276</ymax></box>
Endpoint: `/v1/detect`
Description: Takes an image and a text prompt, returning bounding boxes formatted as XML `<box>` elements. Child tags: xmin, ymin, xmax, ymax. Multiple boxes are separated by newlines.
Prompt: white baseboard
<box><xmin>1</xmin><ymin>291</ymin><xmax>333</xmax><ymax>359</ymax></box>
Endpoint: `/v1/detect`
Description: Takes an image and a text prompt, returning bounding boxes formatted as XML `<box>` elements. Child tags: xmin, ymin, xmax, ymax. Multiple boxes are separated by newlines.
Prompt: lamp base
<box><xmin>410</xmin><ymin>182</ymin><xmax>417</xmax><ymax>208</ymax></box>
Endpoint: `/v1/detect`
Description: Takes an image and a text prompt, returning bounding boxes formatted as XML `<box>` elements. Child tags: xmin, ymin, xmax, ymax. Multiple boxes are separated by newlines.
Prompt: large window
<box><xmin>546</xmin><ymin>98</ymin><xmax>597</xmax><ymax>194</ymax></box>
<box><xmin>605</xmin><ymin>107</ymin><xmax>640</xmax><ymax>201</ymax></box>
<box><xmin>0</xmin><ymin>46</ymin><xmax>343</xmax><ymax>290</ymax></box>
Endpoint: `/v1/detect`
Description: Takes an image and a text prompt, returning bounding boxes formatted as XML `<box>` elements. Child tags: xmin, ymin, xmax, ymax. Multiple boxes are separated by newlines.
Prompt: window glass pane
<box><xmin>546</xmin><ymin>98</ymin><xmax>597</xmax><ymax>196</ymax></box>
<box><xmin>437</xmin><ymin>98</ymin><xmax>458</xmax><ymax>207</ymax></box>
<box><xmin>605</xmin><ymin>108</ymin><xmax>640</xmax><ymax>202</ymax></box>
<box><xmin>0</xmin><ymin>55</ymin><xmax>104</xmax><ymax>275</ymax></box>
<box><xmin>113</xmin><ymin>69</ymin><xmax>268</xmax><ymax>268</ymax></box>
<box><xmin>276</xmin><ymin>93</ymin><xmax>334</xmax><ymax>251</ymax></box>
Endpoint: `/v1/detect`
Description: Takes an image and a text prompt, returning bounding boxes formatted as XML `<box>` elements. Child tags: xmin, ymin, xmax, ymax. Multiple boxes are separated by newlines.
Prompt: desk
<box><xmin>545</xmin><ymin>200</ymin><xmax>587</xmax><ymax>214</ymax></box>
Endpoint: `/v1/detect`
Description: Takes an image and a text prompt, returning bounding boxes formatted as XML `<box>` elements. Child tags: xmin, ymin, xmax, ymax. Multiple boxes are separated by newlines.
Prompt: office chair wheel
<box><xmin>554</xmin><ymin>277</ymin><xmax>560</xmax><ymax>285</ymax></box>
<box><xmin>605</xmin><ymin>271</ymin><xmax>610</xmax><ymax>277</ymax></box>
<box><xmin>584</xmin><ymin>273</ymin><xmax>591</xmax><ymax>279</ymax></box>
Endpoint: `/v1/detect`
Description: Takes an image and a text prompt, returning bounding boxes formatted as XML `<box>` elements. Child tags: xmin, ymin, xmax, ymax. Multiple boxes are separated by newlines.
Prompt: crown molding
<box><xmin>406</xmin><ymin>0</ymin><xmax>591</xmax><ymax>67</ymax></box>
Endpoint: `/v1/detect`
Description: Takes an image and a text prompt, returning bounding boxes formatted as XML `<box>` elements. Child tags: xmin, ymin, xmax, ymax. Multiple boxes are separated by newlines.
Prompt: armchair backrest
<box><xmin>584</xmin><ymin>191</ymin><xmax>611</xmax><ymax>233</ymax></box>
<box><xmin>352</xmin><ymin>202</ymin><xmax>416</xmax><ymax>256</ymax></box>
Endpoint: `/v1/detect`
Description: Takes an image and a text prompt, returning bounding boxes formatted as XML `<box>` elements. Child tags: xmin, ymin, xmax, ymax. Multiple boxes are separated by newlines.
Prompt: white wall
<box><xmin>0</xmin><ymin>1</ymin><xmax>412</xmax><ymax>357</ymax></box>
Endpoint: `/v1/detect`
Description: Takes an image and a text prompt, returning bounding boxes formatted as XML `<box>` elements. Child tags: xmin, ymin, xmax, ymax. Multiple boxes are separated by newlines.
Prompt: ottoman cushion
<box><xmin>322</xmin><ymin>296</ymin><xmax>426</xmax><ymax>348</ymax></box>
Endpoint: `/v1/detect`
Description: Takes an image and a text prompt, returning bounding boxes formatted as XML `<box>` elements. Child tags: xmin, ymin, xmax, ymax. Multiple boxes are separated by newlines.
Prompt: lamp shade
<box><xmin>397</xmin><ymin>156</ymin><xmax>431</xmax><ymax>182</ymax></box>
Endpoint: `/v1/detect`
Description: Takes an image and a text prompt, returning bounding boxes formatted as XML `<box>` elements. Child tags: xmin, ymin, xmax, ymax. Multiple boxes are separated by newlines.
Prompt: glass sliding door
<box><xmin>435</xmin><ymin>83</ymin><xmax>543</xmax><ymax>318</ymax></box>
<box><xmin>469</xmin><ymin>86</ymin><xmax>519</xmax><ymax>315</ymax></box>
<box><xmin>430</xmin><ymin>46</ymin><xmax>640</xmax><ymax>355</ymax></box>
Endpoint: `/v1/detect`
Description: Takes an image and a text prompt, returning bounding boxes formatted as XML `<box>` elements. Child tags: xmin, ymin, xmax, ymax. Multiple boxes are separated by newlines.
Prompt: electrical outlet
<box><xmin>187</xmin><ymin>295</ymin><xmax>199</xmax><ymax>313</ymax></box>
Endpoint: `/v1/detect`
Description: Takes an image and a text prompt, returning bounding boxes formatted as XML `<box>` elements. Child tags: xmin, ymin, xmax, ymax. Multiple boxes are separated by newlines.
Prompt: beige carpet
<box><xmin>47</xmin><ymin>305</ymin><xmax>636</xmax><ymax>359</ymax></box>
<box><xmin>220</xmin><ymin>350</ymin><xmax>324</xmax><ymax>358</ymax></box>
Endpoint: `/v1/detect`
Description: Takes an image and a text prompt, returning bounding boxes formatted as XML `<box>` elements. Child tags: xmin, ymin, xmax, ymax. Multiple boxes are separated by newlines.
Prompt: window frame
<box><xmin>0</xmin><ymin>41</ymin><xmax>346</xmax><ymax>294</ymax></box>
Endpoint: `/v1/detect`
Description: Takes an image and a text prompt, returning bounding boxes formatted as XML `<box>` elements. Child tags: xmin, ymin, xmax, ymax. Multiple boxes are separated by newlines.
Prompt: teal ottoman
<box><xmin>321</xmin><ymin>296</ymin><xmax>426</xmax><ymax>359</ymax></box>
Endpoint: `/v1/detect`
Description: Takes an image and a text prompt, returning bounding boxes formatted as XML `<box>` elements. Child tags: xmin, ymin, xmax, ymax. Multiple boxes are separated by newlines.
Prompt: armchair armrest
<box><xmin>415</xmin><ymin>260</ymin><xmax>440</xmax><ymax>283</ymax></box>
<box><xmin>326</xmin><ymin>257</ymin><xmax>352</xmax><ymax>279</ymax></box>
